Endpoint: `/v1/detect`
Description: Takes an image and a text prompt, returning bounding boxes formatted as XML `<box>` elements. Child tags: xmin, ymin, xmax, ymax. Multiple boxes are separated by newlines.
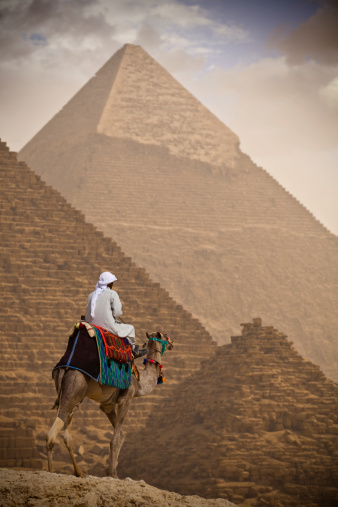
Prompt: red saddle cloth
<box><xmin>85</xmin><ymin>323</ymin><xmax>133</xmax><ymax>363</ymax></box>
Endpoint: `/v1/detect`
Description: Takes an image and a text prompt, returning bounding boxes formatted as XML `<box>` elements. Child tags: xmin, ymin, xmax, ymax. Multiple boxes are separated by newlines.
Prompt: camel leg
<box><xmin>102</xmin><ymin>390</ymin><xmax>133</xmax><ymax>478</ymax></box>
<box><xmin>63</xmin><ymin>415</ymin><xmax>83</xmax><ymax>478</ymax></box>
<box><xmin>46</xmin><ymin>416</ymin><xmax>64</xmax><ymax>473</ymax></box>
<box><xmin>46</xmin><ymin>369</ymin><xmax>88</xmax><ymax>475</ymax></box>
<box><xmin>109</xmin><ymin>424</ymin><xmax>126</xmax><ymax>479</ymax></box>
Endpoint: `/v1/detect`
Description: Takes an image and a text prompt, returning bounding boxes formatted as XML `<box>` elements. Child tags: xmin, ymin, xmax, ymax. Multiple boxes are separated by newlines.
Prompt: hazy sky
<box><xmin>0</xmin><ymin>0</ymin><xmax>337</xmax><ymax>234</ymax></box>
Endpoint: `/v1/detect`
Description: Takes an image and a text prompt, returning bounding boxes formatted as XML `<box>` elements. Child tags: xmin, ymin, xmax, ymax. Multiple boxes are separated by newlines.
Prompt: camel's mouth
<box><xmin>166</xmin><ymin>336</ymin><xmax>174</xmax><ymax>350</ymax></box>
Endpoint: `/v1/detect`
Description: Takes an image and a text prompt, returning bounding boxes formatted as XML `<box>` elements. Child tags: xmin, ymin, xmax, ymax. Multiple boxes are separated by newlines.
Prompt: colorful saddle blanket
<box><xmin>92</xmin><ymin>325</ymin><xmax>133</xmax><ymax>363</ymax></box>
<box><xmin>53</xmin><ymin>322</ymin><xmax>132</xmax><ymax>389</ymax></box>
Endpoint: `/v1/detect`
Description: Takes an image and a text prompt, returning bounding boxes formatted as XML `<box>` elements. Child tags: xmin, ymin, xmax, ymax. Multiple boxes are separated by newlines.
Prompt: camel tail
<box><xmin>51</xmin><ymin>368</ymin><xmax>66</xmax><ymax>410</ymax></box>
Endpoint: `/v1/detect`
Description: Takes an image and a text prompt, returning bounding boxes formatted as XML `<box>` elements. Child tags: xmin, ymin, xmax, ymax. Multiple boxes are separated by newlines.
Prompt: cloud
<box><xmin>133</xmin><ymin>22</ymin><xmax>206</xmax><ymax>77</ymax></box>
<box><xmin>204</xmin><ymin>56</ymin><xmax>338</xmax><ymax>155</ymax></box>
<box><xmin>320</xmin><ymin>76</ymin><xmax>338</xmax><ymax>110</ymax></box>
<box><xmin>0</xmin><ymin>0</ymin><xmax>248</xmax><ymax>70</ymax></box>
<box><xmin>128</xmin><ymin>0</ymin><xmax>249</xmax><ymax>61</ymax></box>
<box><xmin>270</xmin><ymin>0</ymin><xmax>338</xmax><ymax>64</ymax></box>
<box><xmin>0</xmin><ymin>0</ymin><xmax>114</xmax><ymax>66</ymax></box>
<box><xmin>151</xmin><ymin>2</ymin><xmax>213</xmax><ymax>29</ymax></box>
<box><xmin>133</xmin><ymin>22</ymin><xmax>162</xmax><ymax>48</ymax></box>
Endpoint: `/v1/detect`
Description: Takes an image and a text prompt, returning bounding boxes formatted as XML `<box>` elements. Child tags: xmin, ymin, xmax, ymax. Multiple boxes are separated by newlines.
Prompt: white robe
<box><xmin>85</xmin><ymin>288</ymin><xmax>136</xmax><ymax>346</ymax></box>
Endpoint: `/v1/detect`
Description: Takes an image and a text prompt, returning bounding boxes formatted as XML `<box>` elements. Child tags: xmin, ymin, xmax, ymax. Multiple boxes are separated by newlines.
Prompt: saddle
<box><xmin>78</xmin><ymin>321</ymin><xmax>133</xmax><ymax>363</ymax></box>
<box><xmin>55</xmin><ymin>321</ymin><xmax>132</xmax><ymax>388</ymax></box>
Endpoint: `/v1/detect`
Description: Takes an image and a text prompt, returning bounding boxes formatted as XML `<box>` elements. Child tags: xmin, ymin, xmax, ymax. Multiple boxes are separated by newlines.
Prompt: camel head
<box><xmin>146</xmin><ymin>331</ymin><xmax>174</xmax><ymax>356</ymax></box>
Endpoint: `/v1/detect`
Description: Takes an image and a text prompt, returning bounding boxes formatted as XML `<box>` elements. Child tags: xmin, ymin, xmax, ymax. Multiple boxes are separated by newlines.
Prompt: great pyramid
<box><xmin>19</xmin><ymin>44</ymin><xmax>338</xmax><ymax>381</ymax></box>
<box><xmin>0</xmin><ymin>139</ymin><xmax>216</xmax><ymax>474</ymax></box>
<box><xmin>118</xmin><ymin>318</ymin><xmax>338</xmax><ymax>507</ymax></box>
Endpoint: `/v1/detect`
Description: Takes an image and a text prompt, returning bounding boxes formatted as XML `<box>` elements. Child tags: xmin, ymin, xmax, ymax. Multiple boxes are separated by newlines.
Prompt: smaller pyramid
<box><xmin>119</xmin><ymin>318</ymin><xmax>338</xmax><ymax>507</ymax></box>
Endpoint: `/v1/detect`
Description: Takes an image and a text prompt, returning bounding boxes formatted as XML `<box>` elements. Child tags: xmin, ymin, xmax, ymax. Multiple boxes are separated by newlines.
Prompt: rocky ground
<box><xmin>0</xmin><ymin>468</ymin><xmax>236</xmax><ymax>507</ymax></box>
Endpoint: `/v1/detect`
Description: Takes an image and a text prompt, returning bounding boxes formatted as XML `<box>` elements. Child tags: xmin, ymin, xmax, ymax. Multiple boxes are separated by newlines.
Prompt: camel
<box><xmin>46</xmin><ymin>331</ymin><xmax>173</xmax><ymax>478</ymax></box>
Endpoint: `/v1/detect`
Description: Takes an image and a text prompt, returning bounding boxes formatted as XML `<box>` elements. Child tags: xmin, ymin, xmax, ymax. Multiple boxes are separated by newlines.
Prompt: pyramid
<box><xmin>118</xmin><ymin>318</ymin><xmax>338</xmax><ymax>507</ymax></box>
<box><xmin>0</xmin><ymin>139</ymin><xmax>216</xmax><ymax>474</ymax></box>
<box><xmin>19</xmin><ymin>44</ymin><xmax>338</xmax><ymax>381</ymax></box>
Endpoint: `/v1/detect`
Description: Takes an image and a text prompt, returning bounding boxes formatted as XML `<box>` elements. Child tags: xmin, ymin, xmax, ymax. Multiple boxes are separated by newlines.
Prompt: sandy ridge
<box><xmin>0</xmin><ymin>468</ymin><xmax>236</xmax><ymax>507</ymax></box>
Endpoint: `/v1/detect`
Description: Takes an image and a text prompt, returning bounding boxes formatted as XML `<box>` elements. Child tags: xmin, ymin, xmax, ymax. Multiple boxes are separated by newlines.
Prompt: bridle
<box><xmin>147</xmin><ymin>335</ymin><xmax>172</xmax><ymax>356</ymax></box>
<box><xmin>142</xmin><ymin>333</ymin><xmax>173</xmax><ymax>384</ymax></box>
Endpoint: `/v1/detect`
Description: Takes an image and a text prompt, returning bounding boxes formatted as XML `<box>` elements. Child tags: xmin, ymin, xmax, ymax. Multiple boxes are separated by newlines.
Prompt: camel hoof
<box><xmin>105</xmin><ymin>466</ymin><xmax>118</xmax><ymax>479</ymax></box>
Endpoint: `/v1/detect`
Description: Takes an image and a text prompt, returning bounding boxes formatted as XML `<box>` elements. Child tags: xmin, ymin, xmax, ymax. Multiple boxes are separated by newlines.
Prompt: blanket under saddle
<box><xmin>53</xmin><ymin>322</ymin><xmax>132</xmax><ymax>389</ymax></box>
<box><xmin>93</xmin><ymin>324</ymin><xmax>133</xmax><ymax>363</ymax></box>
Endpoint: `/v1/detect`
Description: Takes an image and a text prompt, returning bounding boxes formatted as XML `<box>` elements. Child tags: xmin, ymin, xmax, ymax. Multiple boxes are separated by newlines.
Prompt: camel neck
<box><xmin>135</xmin><ymin>361</ymin><xmax>160</xmax><ymax>397</ymax></box>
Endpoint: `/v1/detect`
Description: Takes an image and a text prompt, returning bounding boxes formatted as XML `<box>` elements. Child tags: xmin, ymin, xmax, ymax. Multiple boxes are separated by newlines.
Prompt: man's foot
<box><xmin>132</xmin><ymin>345</ymin><xmax>148</xmax><ymax>359</ymax></box>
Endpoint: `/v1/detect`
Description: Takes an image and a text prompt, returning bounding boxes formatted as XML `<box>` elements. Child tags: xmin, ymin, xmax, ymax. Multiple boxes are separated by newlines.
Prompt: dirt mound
<box><xmin>0</xmin><ymin>468</ymin><xmax>236</xmax><ymax>507</ymax></box>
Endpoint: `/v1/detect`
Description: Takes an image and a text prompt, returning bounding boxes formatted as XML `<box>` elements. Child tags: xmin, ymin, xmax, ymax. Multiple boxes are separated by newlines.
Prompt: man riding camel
<box><xmin>85</xmin><ymin>271</ymin><xmax>147</xmax><ymax>359</ymax></box>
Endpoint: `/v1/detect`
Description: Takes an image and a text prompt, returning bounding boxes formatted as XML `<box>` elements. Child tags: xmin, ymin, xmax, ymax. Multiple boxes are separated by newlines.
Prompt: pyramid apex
<box><xmin>120</xmin><ymin>43</ymin><xmax>151</xmax><ymax>56</ymax></box>
<box><xmin>96</xmin><ymin>44</ymin><xmax>240</xmax><ymax>166</ymax></box>
<box><xmin>122</xmin><ymin>43</ymin><xmax>141</xmax><ymax>49</ymax></box>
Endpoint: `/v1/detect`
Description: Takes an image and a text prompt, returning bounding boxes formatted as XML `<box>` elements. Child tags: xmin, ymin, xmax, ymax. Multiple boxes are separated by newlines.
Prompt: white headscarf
<box><xmin>91</xmin><ymin>271</ymin><xmax>117</xmax><ymax>318</ymax></box>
